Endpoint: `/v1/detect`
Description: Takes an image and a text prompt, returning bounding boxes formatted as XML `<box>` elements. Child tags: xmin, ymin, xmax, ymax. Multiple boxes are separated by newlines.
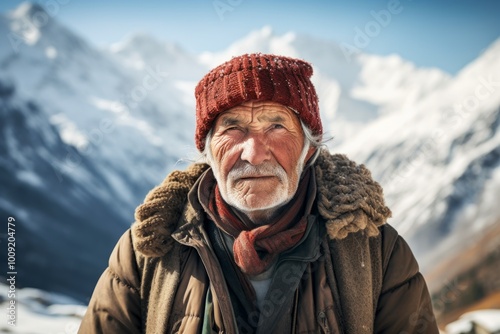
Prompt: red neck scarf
<box><xmin>208</xmin><ymin>169</ymin><xmax>311</xmax><ymax>276</ymax></box>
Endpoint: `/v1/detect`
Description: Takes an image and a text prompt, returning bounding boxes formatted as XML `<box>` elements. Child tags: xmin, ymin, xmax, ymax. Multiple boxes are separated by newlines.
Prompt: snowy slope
<box><xmin>0</xmin><ymin>3</ymin><xmax>195</xmax><ymax>181</ymax></box>
<box><xmin>0</xmin><ymin>77</ymin><xmax>134</xmax><ymax>301</ymax></box>
<box><xmin>0</xmin><ymin>283</ymin><xmax>85</xmax><ymax>333</ymax></box>
<box><xmin>109</xmin><ymin>33</ymin><xmax>206</xmax><ymax>81</ymax></box>
<box><xmin>337</xmin><ymin>38</ymin><xmax>500</xmax><ymax>285</ymax></box>
<box><xmin>107</xmin><ymin>33</ymin><xmax>206</xmax><ymax>134</ymax></box>
<box><xmin>0</xmin><ymin>3</ymin><xmax>195</xmax><ymax>301</ymax></box>
<box><xmin>445</xmin><ymin>309</ymin><xmax>500</xmax><ymax>334</ymax></box>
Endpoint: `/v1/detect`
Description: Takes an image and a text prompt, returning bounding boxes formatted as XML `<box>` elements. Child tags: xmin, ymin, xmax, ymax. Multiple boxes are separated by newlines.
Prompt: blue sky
<box><xmin>1</xmin><ymin>0</ymin><xmax>499</xmax><ymax>74</ymax></box>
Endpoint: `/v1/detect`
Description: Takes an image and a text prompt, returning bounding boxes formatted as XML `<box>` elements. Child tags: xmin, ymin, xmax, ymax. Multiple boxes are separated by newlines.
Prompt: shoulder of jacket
<box><xmin>314</xmin><ymin>149</ymin><xmax>392</xmax><ymax>240</ymax></box>
<box><xmin>131</xmin><ymin>163</ymin><xmax>210</xmax><ymax>258</ymax></box>
<box><xmin>379</xmin><ymin>224</ymin><xmax>399</xmax><ymax>269</ymax></box>
<box><xmin>107</xmin><ymin>229</ymin><xmax>141</xmax><ymax>293</ymax></box>
<box><xmin>378</xmin><ymin>225</ymin><xmax>420</xmax><ymax>294</ymax></box>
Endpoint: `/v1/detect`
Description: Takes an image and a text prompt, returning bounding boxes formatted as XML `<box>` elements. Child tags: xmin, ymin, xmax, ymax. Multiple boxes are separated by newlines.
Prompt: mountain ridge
<box><xmin>0</xmin><ymin>2</ymin><xmax>498</xmax><ymax>301</ymax></box>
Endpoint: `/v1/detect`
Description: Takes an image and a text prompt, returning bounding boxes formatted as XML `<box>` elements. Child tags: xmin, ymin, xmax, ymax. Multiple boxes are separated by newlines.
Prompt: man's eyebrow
<box><xmin>219</xmin><ymin>115</ymin><xmax>243</xmax><ymax>127</ymax></box>
<box><xmin>257</xmin><ymin>114</ymin><xmax>287</xmax><ymax>123</ymax></box>
<box><xmin>218</xmin><ymin>111</ymin><xmax>289</xmax><ymax>126</ymax></box>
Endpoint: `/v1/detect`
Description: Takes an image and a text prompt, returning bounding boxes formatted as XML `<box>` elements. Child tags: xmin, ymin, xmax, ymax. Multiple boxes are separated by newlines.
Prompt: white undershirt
<box><xmin>221</xmin><ymin>232</ymin><xmax>276</xmax><ymax>309</ymax></box>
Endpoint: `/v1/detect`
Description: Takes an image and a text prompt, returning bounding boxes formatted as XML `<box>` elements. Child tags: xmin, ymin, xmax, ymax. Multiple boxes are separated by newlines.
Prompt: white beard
<box><xmin>206</xmin><ymin>140</ymin><xmax>310</xmax><ymax>214</ymax></box>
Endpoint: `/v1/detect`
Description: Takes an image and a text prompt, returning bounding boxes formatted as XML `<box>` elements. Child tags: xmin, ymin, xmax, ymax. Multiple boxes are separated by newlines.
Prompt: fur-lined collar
<box><xmin>132</xmin><ymin>149</ymin><xmax>391</xmax><ymax>257</ymax></box>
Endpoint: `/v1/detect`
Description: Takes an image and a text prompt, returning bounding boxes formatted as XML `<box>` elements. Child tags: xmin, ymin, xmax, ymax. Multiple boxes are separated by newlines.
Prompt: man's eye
<box><xmin>225</xmin><ymin>127</ymin><xmax>242</xmax><ymax>133</ymax></box>
<box><xmin>271</xmin><ymin>124</ymin><xmax>285</xmax><ymax>130</ymax></box>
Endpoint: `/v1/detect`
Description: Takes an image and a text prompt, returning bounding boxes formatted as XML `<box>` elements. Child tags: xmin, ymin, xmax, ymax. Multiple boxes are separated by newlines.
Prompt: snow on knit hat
<box><xmin>194</xmin><ymin>53</ymin><xmax>322</xmax><ymax>151</ymax></box>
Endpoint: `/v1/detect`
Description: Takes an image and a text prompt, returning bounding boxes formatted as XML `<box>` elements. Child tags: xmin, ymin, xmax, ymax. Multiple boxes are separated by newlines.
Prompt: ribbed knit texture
<box><xmin>194</xmin><ymin>53</ymin><xmax>322</xmax><ymax>151</ymax></box>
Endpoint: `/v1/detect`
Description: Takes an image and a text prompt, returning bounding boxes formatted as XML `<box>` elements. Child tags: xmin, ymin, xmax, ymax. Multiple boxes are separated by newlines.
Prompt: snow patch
<box><xmin>45</xmin><ymin>45</ymin><xmax>57</xmax><ymax>59</ymax></box>
<box><xmin>50</xmin><ymin>114</ymin><xmax>89</xmax><ymax>150</ymax></box>
<box><xmin>0</xmin><ymin>283</ymin><xmax>85</xmax><ymax>334</ymax></box>
<box><xmin>90</xmin><ymin>96</ymin><xmax>127</xmax><ymax>114</ymax></box>
<box><xmin>445</xmin><ymin>309</ymin><xmax>500</xmax><ymax>333</ymax></box>
<box><xmin>17</xmin><ymin>170</ymin><xmax>44</xmax><ymax>187</ymax></box>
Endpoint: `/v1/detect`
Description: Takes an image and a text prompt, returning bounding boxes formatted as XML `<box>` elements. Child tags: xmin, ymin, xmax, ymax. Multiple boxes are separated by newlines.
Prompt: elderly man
<box><xmin>79</xmin><ymin>53</ymin><xmax>439</xmax><ymax>333</ymax></box>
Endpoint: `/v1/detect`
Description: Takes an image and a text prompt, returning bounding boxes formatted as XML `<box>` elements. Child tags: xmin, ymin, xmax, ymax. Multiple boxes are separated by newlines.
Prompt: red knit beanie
<box><xmin>194</xmin><ymin>53</ymin><xmax>322</xmax><ymax>151</ymax></box>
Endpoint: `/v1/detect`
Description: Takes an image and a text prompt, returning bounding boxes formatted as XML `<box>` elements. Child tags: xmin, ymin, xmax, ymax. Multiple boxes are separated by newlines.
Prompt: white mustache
<box><xmin>228</xmin><ymin>162</ymin><xmax>287</xmax><ymax>182</ymax></box>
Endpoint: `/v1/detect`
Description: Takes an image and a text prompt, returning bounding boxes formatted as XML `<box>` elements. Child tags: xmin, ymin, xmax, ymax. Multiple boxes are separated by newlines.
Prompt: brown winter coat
<box><xmin>79</xmin><ymin>150</ymin><xmax>439</xmax><ymax>333</ymax></box>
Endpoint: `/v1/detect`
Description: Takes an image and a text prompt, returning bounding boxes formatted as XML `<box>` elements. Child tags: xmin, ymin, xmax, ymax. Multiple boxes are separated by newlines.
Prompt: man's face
<box><xmin>207</xmin><ymin>100</ymin><xmax>315</xmax><ymax>219</ymax></box>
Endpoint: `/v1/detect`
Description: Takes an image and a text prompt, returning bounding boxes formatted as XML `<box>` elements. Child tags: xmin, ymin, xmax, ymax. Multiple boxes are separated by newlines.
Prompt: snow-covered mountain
<box><xmin>336</xmin><ymin>39</ymin><xmax>500</xmax><ymax>289</ymax></box>
<box><xmin>0</xmin><ymin>3</ymin><xmax>195</xmax><ymax>301</ymax></box>
<box><xmin>0</xmin><ymin>77</ymin><xmax>131</xmax><ymax>300</ymax></box>
<box><xmin>0</xmin><ymin>1</ymin><xmax>498</xmax><ymax>304</ymax></box>
<box><xmin>109</xmin><ymin>33</ymin><xmax>206</xmax><ymax>81</ymax></box>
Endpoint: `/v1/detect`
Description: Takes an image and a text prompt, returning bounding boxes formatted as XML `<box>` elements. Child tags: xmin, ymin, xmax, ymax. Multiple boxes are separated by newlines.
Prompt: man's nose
<box><xmin>240</xmin><ymin>133</ymin><xmax>271</xmax><ymax>166</ymax></box>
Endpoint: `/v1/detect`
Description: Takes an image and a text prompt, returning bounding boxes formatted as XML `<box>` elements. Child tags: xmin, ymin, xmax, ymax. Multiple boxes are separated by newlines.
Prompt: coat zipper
<box><xmin>317</xmin><ymin>311</ymin><xmax>330</xmax><ymax>333</ymax></box>
<box><xmin>291</xmin><ymin>289</ymin><xmax>299</xmax><ymax>333</ymax></box>
<box><xmin>173</xmin><ymin>228</ymin><xmax>238</xmax><ymax>333</ymax></box>
<box><xmin>194</xmin><ymin>244</ymin><xmax>238</xmax><ymax>333</ymax></box>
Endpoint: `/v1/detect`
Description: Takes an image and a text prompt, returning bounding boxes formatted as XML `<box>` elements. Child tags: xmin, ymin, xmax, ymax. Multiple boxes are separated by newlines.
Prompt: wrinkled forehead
<box><xmin>214</xmin><ymin>101</ymin><xmax>300</xmax><ymax>127</ymax></box>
